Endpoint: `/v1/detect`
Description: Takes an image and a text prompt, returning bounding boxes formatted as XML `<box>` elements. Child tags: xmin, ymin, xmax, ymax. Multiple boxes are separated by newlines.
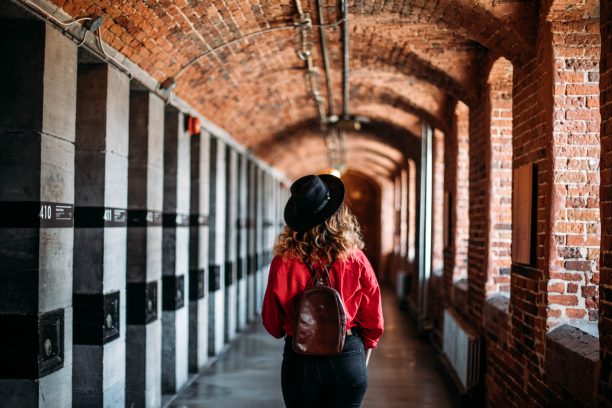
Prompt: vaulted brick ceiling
<box><xmin>50</xmin><ymin>0</ymin><xmax>537</xmax><ymax>179</ymax></box>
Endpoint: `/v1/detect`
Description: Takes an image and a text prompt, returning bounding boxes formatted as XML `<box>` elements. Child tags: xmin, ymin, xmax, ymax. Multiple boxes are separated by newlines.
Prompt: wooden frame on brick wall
<box><xmin>511</xmin><ymin>163</ymin><xmax>538</xmax><ymax>265</ymax></box>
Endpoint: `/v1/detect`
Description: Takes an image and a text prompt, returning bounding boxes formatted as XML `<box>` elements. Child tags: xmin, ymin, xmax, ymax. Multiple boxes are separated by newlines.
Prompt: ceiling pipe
<box><xmin>341</xmin><ymin>0</ymin><xmax>349</xmax><ymax>119</ymax></box>
<box><xmin>316</xmin><ymin>0</ymin><xmax>336</xmax><ymax>117</ymax></box>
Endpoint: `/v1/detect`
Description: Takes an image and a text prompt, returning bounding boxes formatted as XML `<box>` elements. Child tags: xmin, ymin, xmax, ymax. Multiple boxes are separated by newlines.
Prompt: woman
<box><xmin>262</xmin><ymin>174</ymin><xmax>384</xmax><ymax>408</ymax></box>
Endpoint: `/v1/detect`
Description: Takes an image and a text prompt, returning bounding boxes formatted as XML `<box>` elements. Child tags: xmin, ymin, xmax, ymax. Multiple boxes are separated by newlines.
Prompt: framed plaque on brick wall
<box><xmin>512</xmin><ymin>163</ymin><xmax>538</xmax><ymax>265</ymax></box>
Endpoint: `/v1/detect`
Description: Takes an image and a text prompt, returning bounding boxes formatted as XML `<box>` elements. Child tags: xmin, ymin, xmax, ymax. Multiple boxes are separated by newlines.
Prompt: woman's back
<box><xmin>261</xmin><ymin>174</ymin><xmax>384</xmax><ymax>407</ymax></box>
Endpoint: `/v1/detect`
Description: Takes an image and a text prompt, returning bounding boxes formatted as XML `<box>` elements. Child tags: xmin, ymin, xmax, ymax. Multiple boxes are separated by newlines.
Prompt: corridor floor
<box><xmin>170</xmin><ymin>288</ymin><xmax>456</xmax><ymax>408</ymax></box>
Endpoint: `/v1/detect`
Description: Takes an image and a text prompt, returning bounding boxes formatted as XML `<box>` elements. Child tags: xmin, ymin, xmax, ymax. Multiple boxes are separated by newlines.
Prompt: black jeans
<box><xmin>281</xmin><ymin>334</ymin><xmax>368</xmax><ymax>408</ymax></box>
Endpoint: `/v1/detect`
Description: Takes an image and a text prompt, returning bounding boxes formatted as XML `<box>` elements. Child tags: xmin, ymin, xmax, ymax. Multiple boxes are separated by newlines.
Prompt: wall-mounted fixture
<box><xmin>160</xmin><ymin>77</ymin><xmax>177</xmax><ymax>91</ymax></box>
<box><xmin>84</xmin><ymin>15</ymin><xmax>104</xmax><ymax>31</ymax></box>
<box><xmin>185</xmin><ymin>115</ymin><xmax>201</xmax><ymax>136</ymax></box>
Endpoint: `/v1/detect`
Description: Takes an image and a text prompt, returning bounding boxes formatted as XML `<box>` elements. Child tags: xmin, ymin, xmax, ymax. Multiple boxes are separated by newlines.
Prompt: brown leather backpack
<box><xmin>292</xmin><ymin>259</ymin><xmax>347</xmax><ymax>355</ymax></box>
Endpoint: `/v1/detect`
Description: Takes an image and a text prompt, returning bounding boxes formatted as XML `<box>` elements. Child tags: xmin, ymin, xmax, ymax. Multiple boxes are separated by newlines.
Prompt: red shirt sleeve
<box><xmin>354</xmin><ymin>253</ymin><xmax>384</xmax><ymax>349</ymax></box>
<box><xmin>262</xmin><ymin>256</ymin><xmax>285</xmax><ymax>338</ymax></box>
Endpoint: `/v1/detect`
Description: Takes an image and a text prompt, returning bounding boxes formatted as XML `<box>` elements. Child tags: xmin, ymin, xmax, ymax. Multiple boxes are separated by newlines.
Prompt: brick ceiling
<box><xmin>49</xmin><ymin>0</ymin><xmax>537</xmax><ymax>179</ymax></box>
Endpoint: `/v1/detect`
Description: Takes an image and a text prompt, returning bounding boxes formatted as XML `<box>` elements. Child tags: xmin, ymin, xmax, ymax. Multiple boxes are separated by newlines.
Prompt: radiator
<box><xmin>396</xmin><ymin>270</ymin><xmax>407</xmax><ymax>298</ymax></box>
<box><xmin>442</xmin><ymin>308</ymin><xmax>480</xmax><ymax>392</ymax></box>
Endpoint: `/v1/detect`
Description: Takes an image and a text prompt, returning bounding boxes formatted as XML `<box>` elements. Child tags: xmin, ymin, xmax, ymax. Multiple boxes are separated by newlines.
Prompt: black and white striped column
<box><xmin>72</xmin><ymin>63</ymin><xmax>129</xmax><ymax>406</ymax></box>
<box><xmin>161</xmin><ymin>109</ymin><xmax>190</xmax><ymax>394</ymax></box>
<box><xmin>208</xmin><ymin>137</ymin><xmax>226</xmax><ymax>356</ymax></box>
<box><xmin>255</xmin><ymin>167</ymin><xmax>265</xmax><ymax>313</ymax></box>
<box><xmin>188</xmin><ymin>130</ymin><xmax>210</xmax><ymax>372</ymax></box>
<box><xmin>262</xmin><ymin>172</ymin><xmax>274</xmax><ymax>291</ymax></box>
<box><xmin>0</xmin><ymin>22</ymin><xmax>76</xmax><ymax>406</ymax></box>
<box><xmin>246</xmin><ymin>160</ymin><xmax>258</xmax><ymax>321</ymax></box>
<box><xmin>125</xmin><ymin>90</ymin><xmax>164</xmax><ymax>408</ymax></box>
<box><xmin>236</xmin><ymin>153</ymin><xmax>249</xmax><ymax>330</ymax></box>
<box><xmin>224</xmin><ymin>147</ymin><xmax>238</xmax><ymax>341</ymax></box>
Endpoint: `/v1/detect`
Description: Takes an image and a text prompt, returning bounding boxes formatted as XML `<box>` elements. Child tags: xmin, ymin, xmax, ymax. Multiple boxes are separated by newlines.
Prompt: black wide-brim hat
<box><xmin>284</xmin><ymin>174</ymin><xmax>345</xmax><ymax>232</ymax></box>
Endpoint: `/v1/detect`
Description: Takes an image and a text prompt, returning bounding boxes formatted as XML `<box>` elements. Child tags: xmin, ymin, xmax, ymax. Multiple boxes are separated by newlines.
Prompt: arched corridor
<box><xmin>0</xmin><ymin>0</ymin><xmax>611</xmax><ymax>407</ymax></box>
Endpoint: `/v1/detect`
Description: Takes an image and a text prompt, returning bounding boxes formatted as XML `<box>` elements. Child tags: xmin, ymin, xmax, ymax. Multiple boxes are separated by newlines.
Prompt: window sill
<box><xmin>546</xmin><ymin>325</ymin><xmax>600</xmax><ymax>406</ymax></box>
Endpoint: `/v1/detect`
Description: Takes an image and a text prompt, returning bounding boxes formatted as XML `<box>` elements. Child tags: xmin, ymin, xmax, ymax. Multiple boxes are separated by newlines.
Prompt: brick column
<box><xmin>599</xmin><ymin>0</ymin><xmax>612</xmax><ymax>403</ymax></box>
<box><xmin>0</xmin><ymin>22</ymin><xmax>76</xmax><ymax>407</ymax></box>
<box><xmin>224</xmin><ymin>147</ymin><xmax>238</xmax><ymax>341</ymax></box>
<box><xmin>126</xmin><ymin>91</ymin><xmax>164</xmax><ymax>408</ymax></box>
<box><xmin>188</xmin><ymin>131</ymin><xmax>210</xmax><ymax>372</ymax></box>
<box><xmin>208</xmin><ymin>137</ymin><xmax>226</xmax><ymax>356</ymax></box>
<box><xmin>161</xmin><ymin>109</ymin><xmax>190</xmax><ymax>394</ymax></box>
<box><xmin>73</xmin><ymin>63</ymin><xmax>129</xmax><ymax>406</ymax></box>
<box><xmin>236</xmin><ymin>153</ymin><xmax>249</xmax><ymax>330</ymax></box>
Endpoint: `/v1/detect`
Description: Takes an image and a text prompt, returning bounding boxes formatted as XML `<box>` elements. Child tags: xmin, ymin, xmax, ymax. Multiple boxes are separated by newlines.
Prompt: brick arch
<box><xmin>350</xmin><ymin>30</ymin><xmax>477</xmax><ymax>105</ymax></box>
<box><xmin>278</xmin><ymin>142</ymin><xmax>403</xmax><ymax>180</ymax></box>
<box><xmin>266</xmin><ymin>125</ymin><xmax>411</xmax><ymax>180</ymax></box>
<box><xmin>349</xmin><ymin>80</ymin><xmax>445</xmax><ymax>131</ymax></box>
<box><xmin>355</xmin><ymin>0</ymin><xmax>536</xmax><ymax>64</ymax></box>
<box><xmin>255</xmin><ymin>117</ymin><xmax>420</xmax><ymax>164</ymax></box>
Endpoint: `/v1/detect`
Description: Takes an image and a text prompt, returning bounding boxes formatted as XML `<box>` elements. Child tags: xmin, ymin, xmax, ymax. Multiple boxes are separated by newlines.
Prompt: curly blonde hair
<box><xmin>274</xmin><ymin>204</ymin><xmax>364</xmax><ymax>264</ymax></box>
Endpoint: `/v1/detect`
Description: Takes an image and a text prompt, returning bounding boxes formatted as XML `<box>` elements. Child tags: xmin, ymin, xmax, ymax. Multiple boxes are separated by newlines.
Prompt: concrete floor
<box><xmin>170</xmin><ymin>288</ymin><xmax>456</xmax><ymax>408</ymax></box>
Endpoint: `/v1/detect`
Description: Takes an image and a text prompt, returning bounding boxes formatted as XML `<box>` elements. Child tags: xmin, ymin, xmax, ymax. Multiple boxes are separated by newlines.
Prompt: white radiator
<box><xmin>442</xmin><ymin>308</ymin><xmax>480</xmax><ymax>392</ymax></box>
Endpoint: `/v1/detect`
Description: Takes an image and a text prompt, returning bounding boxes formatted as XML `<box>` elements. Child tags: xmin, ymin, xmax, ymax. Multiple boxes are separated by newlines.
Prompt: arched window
<box><xmin>487</xmin><ymin>58</ymin><xmax>513</xmax><ymax>297</ymax></box>
<box><xmin>453</xmin><ymin>101</ymin><xmax>470</xmax><ymax>283</ymax></box>
<box><xmin>432</xmin><ymin>129</ymin><xmax>445</xmax><ymax>276</ymax></box>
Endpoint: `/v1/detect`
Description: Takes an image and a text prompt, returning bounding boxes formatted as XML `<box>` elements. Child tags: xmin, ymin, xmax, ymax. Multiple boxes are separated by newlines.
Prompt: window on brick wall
<box><xmin>454</xmin><ymin>102</ymin><xmax>470</xmax><ymax>283</ymax></box>
<box><xmin>432</xmin><ymin>129</ymin><xmax>445</xmax><ymax>276</ymax></box>
<box><xmin>407</xmin><ymin>159</ymin><xmax>417</xmax><ymax>263</ymax></box>
<box><xmin>546</xmin><ymin>11</ymin><xmax>601</xmax><ymax>335</ymax></box>
<box><xmin>487</xmin><ymin>58</ymin><xmax>513</xmax><ymax>297</ymax></box>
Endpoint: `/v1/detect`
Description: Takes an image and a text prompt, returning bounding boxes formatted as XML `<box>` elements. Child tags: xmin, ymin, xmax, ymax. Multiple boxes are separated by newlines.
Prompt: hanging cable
<box><xmin>24</xmin><ymin>0</ymin><xmax>92</xmax><ymax>27</ymax></box>
<box><xmin>293</xmin><ymin>0</ymin><xmax>327</xmax><ymax>126</ymax></box>
<box><xmin>341</xmin><ymin>0</ymin><xmax>350</xmax><ymax>119</ymax></box>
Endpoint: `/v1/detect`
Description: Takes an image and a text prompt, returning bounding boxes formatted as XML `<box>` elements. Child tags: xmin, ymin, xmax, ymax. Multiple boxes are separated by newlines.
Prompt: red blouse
<box><xmin>262</xmin><ymin>249</ymin><xmax>384</xmax><ymax>349</ymax></box>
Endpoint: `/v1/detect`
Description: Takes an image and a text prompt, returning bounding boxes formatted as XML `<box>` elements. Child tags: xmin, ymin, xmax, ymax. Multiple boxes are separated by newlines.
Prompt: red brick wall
<box><xmin>599</xmin><ymin>0</ymin><xmax>612</xmax><ymax>403</ymax></box>
<box><xmin>466</xmin><ymin>56</ymin><xmax>490</xmax><ymax>325</ymax></box>
<box><xmin>503</xmin><ymin>9</ymin><xmax>554</xmax><ymax>405</ymax></box>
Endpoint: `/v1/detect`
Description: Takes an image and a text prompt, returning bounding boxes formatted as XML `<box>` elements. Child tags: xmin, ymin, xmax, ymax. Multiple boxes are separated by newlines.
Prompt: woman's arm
<box><xmin>365</xmin><ymin>349</ymin><xmax>372</xmax><ymax>367</ymax></box>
